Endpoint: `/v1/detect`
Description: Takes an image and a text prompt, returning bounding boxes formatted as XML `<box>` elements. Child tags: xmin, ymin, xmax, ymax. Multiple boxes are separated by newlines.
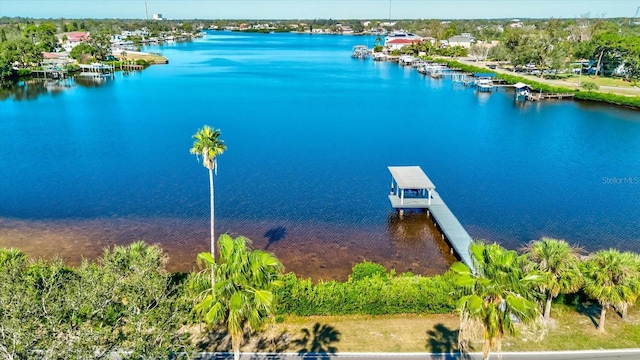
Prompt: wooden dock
<box><xmin>32</xmin><ymin>68</ymin><xmax>67</xmax><ymax>79</ymax></box>
<box><xmin>388</xmin><ymin>166</ymin><xmax>475</xmax><ymax>271</ymax></box>
<box><xmin>122</xmin><ymin>64</ymin><xmax>144</xmax><ymax>70</ymax></box>
<box><xmin>425</xmin><ymin>191</ymin><xmax>475</xmax><ymax>272</ymax></box>
<box><xmin>527</xmin><ymin>92</ymin><xmax>575</xmax><ymax>101</ymax></box>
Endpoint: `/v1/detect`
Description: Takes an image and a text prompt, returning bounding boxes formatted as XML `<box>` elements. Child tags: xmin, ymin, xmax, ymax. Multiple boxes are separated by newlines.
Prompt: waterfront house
<box><xmin>58</xmin><ymin>31</ymin><xmax>90</xmax><ymax>52</ymax></box>
<box><xmin>385</xmin><ymin>38</ymin><xmax>423</xmax><ymax>50</ymax></box>
<box><xmin>384</xmin><ymin>31</ymin><xmax>423</xmax><ymax>50</ymax></box>
<box><xmin>447</xmin><ymin>34</ymin><xmax>475</xmax><ymax>48</ymax></box>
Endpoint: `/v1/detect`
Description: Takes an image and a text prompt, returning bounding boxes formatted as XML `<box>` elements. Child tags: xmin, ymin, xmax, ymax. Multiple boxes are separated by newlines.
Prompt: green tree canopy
<box><xmin>194</xmin><ymin>234</ymin><xmax>284</xmax><ymax>360</ymax></box>
<box><xmin>583</xmin><ymin>249</ymin><xmax>640</xmax><ymax>332</ymax></box>
<box><xmin>523</xmin><ymin>237</ymin><xmax>584</xmax><ymax>320</ymax></box>
<box><xmin>451</xmin><ymin>242</ymin><xmax>541</xmax><ymax>360</ymax></box>
<box><xmin>69</xmin><ymin>42</ymin><xmax>95</xmax><ymax>61</ymax></box>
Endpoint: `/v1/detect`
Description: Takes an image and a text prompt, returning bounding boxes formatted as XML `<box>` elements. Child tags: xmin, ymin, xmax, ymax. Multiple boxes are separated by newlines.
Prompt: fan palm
<box><xmin>195</xmin><ymin>234</ymin><xmax>284</xmax><ymax>360</ymax></box>
<box><xmin>583</xmin><ymin>249</ymin><xmax>640</xmax><ymax>331</ymax></box>
<box><xmin>190</xmin><ymin>125</ymin><xmax>226</xmax><ymax>287</ymax></box>
<box><xmin>523</xmin><ymin>237</ymin><xmax>584</xmax><ymax>320</ymax></box>
<box><xmin>451</xmin><ymin>242</ymin><xmax>541</xmax><ymax>360</ymax></box>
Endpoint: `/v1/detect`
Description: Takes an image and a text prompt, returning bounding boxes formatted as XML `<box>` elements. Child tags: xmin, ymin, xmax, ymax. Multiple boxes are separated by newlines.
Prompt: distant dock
<box><xmin>388</xmin><ymin>166</ymin><xmax>475</xmax><ymax>271</ymax></box>
<box><xmin>527</xmin><ymin>92</ymin><xmax>575</xmax><ymax>101</ymax></box>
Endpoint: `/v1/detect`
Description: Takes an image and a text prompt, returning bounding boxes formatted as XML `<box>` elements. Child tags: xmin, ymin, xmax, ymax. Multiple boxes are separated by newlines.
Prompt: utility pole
<box><xmin>145</xmin><ymin>1</ymin><xmax>149</xmax><ymax>20</ymax></box>
<box><xmin>388</xmin><ymin>0</ymin><xmax>392</xmax><ymax>20</ymax></box>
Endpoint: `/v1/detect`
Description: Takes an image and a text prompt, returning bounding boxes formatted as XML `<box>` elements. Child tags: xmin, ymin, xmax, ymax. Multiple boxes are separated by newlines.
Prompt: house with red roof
<box><xmin>385</xmin><ymin>38</ymin><xmax>423</xmax><ymax>51</ymax></box>
<box><xmin>57</xmin><ymin>31</ymin><xmax>90</xmax><ymax>51</ymax></box>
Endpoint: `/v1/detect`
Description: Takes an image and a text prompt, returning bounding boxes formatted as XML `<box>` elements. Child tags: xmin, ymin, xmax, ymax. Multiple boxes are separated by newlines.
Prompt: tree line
<box><xmin>2</xmin><ymin>16</ymin><xmax>639</xmax><ymax>82</ymax></box>
<box><xmin>2</xmin><ymin>236</ymin><xmax>639</xmax><ymax>359</ymax></box>
<box><xmin>387</xmin><ymin>17</ymin><xmax>639</xmax><ymax>81</ymax></box>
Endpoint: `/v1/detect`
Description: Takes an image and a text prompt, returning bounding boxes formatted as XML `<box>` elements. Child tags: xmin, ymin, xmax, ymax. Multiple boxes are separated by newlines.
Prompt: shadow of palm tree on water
<box><xmin>426</xmin><ymin>323</ymin><xmax>470</xmax><ymax>360</ymax></box>
<box><xmin>293</xmin><ymin>323</ymin><xmax>341</xmax><ymax>360</ymax></box>
<box><xmin>264</xmin><ymin>226</ymin><xmax>286</xmax><ymax>250</ymax></box>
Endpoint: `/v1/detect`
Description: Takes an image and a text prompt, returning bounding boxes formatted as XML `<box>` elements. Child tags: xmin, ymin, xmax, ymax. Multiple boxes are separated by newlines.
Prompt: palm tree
<box><xmin>583</xmin><ymin>249</ymin><xmax>640</xmax><ymax>331</ymax></box>
<box><xmin>451</xmin><ymin>242</ymin><xmax>540</xmax><ymax>360</ymax></box>
<box><xmin>190</xmin><ymin>125</ymin><xmax>226</xmax><ymax>287</ymax></box>
<box><xmin>195</xmin><ymin>234</ymin><xmax>284</xmax><ymax>360</ymax></box>
<box><xmin>523</xmin><ymin>237</ymin><xmax>584</xmax><ymax>320</ymax></box>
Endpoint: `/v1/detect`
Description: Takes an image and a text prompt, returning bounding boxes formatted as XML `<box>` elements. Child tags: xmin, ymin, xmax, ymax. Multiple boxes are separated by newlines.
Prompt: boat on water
<box><xmin>399</xmin><ymin>55</ymin><xmax>416</xmax><ymax>66</ymax></box>
<box><xmin>476</xmin><ymin>78</ymin><xmax>494</xmax><ymax>92</ymax></box>
<box><xmin>417</xmin><ymin>63</ymin><xmax>446</xmax><ymax>75</ymax></box>
<box><xmin>351</xmin><ymin>45</ymin><xmax>371</xmax><ymax>59</ymax></box>
<box><xmin>431</xmin><ymin>68</ymin><xmax>443</xmax><ymax>79</ymax></box>
<box><xmin>372</xmin><ymin>52</ymin><xmax>388</xmax><ymax>61</ymax></box>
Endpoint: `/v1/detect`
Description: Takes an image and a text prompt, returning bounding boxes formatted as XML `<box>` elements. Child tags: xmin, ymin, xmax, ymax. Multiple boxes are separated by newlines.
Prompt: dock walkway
<box><xmin>527</xmin><ymin>92</ymin><xmax>575</xmax><ymax>101</ymax></box>
<box><xmin>388</xmin><ymin>166</ymin><xmax>475</xmax><ymax>272</ymax></box>
<box><xmin>426</xmin><ymin>191</ymin><xmax>474</xmax><ymax>272</ymax></box>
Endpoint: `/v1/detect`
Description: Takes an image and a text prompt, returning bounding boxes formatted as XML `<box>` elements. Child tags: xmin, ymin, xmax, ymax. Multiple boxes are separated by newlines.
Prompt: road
<box><xmin>195</xmin><ymin>349</ymin><xmax>640</xmax><ymax>360</ymax></box>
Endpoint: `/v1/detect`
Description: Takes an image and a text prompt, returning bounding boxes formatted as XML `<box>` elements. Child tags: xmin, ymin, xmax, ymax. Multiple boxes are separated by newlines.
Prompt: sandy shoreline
<box><xmin>0</xmin><ymin>214</ymin><xmax>457</xmax><ymax>281</ymax></box>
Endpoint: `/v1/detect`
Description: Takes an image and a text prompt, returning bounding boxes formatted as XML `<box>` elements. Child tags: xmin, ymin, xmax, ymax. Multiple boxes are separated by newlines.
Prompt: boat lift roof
<box><xmin>473</xmin><ymin>73</ymin><xmax>496</xmax><ymax>78</ymax></box>
<box><xmin>514</xmin><ymin>82</ymin><xmax>531</xmax><ymax>89</ymax></box>
<box><xmin>388</xmin><ymin>166</ymin><xmax>435</xmax><ymax>190</ymax></box>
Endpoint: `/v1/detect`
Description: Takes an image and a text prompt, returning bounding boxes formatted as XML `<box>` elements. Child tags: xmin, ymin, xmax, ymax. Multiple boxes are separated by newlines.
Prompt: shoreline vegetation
<box><xmin>431</xmin><ymin>58</ymin><xmax>640</xmax><ymax>109</ymax></box>
<box><xmin>1</xmin><ymin>237</ymin><xmax>639</xmax><ymax>357</ymax></box>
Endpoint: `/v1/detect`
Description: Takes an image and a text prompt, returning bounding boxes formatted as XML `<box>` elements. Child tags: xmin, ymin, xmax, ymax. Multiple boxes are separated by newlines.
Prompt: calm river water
<box><xmin>1</xmin><ymin>32</ymin><xmax>639</xmax><ymax>279</ymax></box>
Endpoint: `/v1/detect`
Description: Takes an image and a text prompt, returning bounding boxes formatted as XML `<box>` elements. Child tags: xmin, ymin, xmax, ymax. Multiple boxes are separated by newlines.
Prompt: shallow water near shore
<box><xmin>0</xmin><ymin>213</ymin><xmax>456</xmax><ymax>280</ymax></box>
<box><xmin>1</xmin><ymin>31</ymin><xmax>639</xmax><ymax>278</ymax></box>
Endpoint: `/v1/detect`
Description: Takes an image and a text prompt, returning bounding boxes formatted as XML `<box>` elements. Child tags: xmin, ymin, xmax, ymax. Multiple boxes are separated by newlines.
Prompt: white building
<box><xmin>448</xmin><ymin>34</ymin><xmax>475</xmax><ymax>48</ymax></box>
<box><xmin>153</xmin><ymin>13</ymin><xmax>163</xmax><ymax>21</ymax></box>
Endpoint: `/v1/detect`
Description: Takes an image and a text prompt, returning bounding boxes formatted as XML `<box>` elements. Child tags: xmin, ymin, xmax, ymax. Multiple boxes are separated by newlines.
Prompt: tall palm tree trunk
<box><xmin>544</xmin><ymin>292</ymin><xmax>553</xmax><ymax>320</ymax></box>
<box><xmin>209</xmin><ymin>167</ymin><xmax>215</xmax><ymax>289</ymax></box>
<box><xmin>598</xmin><ymin>304</ymin><xmax>607</xmax><ymax>332</ymax></box>
<box><xmin>232</xmin><ymin>331</ymin><xmax>241</xmax><ymax>360</ymax></box>
<box><xmin>482</xmin><ymin>329</ymin><xmax>491</xmax><ymax>360</ymax></box>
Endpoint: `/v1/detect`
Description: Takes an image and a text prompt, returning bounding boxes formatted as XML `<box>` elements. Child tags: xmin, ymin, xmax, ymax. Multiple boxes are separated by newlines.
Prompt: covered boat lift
<box><xmin>388</xmin><ymin>166</ymin><xmax>435</xmax><ymax>209</ymax></box>
<box><xmin>387</xmin><ymin>166</ymin><xmax>475</xmax><ymax>272</ymax></box>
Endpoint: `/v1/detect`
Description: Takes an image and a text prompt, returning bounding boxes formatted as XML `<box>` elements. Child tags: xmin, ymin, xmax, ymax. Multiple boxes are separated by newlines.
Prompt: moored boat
<box><xmin>476</xmin><ymin>78</ymin><xmax>494</xmax><ymax>92</ymax></box>
<box><xmin>351</xmin><ymin>45</ymin><xmax>371</xmax><ymax>59</ymax></box>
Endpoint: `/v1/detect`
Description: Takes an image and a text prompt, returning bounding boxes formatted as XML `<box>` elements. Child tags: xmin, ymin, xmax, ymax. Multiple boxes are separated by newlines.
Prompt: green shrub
<box><xmin>16</xmin><ymin>69</ymin><xmax>31</xmax><ymax>77</ymax></box>
<box><xmin>274</xmin><ymin>261</ymin><xmax>457</xmax><ymax>316</ymax></box>
<box><xmin>64</xmin><ymin>63</ymin><xmax>80</xmax><ymax>72</ymax></box>
<box><xmin>350</xmin><ymin>260</ymin><xmax>388</xmax><ymax>281</ymax></box>
<box><xmin>581</xmin><ymin>81</ymin><xmax>599</xmax><ymax>92</ymax></box>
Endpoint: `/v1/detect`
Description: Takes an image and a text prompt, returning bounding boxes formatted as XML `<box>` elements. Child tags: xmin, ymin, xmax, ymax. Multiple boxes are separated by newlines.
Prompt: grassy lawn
<box><xmin>561</xmin><ymin>75</ymin><xmax>638</xmax><ymax>88</ymax></box>
<box><xmin>116</xmin><ymin>53</ymin><xmax>168</xmax><ymax>64</ymax></box>
<box><xmin>503</xmin><ymin>304</ymin><xmax>640</xmax><ymax>351</ymax></box>
<box><xmin>460</xmin><ymin>59</ymin><xmax>640</xmax><ymax>97</ymax></box>
<box><xmin>192</xmin><ymin>305</ymin><xmax>640</xmax><ymax>353</ymax></box>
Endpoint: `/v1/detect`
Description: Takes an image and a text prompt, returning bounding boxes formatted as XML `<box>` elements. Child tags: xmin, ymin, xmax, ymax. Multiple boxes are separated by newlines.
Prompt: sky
<box><xmin>0</xmin><ymin>0</ymin><xmax>638</xmax><ymax>20</ymax></box>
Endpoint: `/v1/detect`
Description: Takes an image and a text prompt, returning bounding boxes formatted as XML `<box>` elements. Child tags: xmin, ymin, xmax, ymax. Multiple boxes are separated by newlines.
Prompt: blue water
<box><xmin>1</xmin><ymin>32</ymin><xmax>639</xmax><ymax>276</ymax></box>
